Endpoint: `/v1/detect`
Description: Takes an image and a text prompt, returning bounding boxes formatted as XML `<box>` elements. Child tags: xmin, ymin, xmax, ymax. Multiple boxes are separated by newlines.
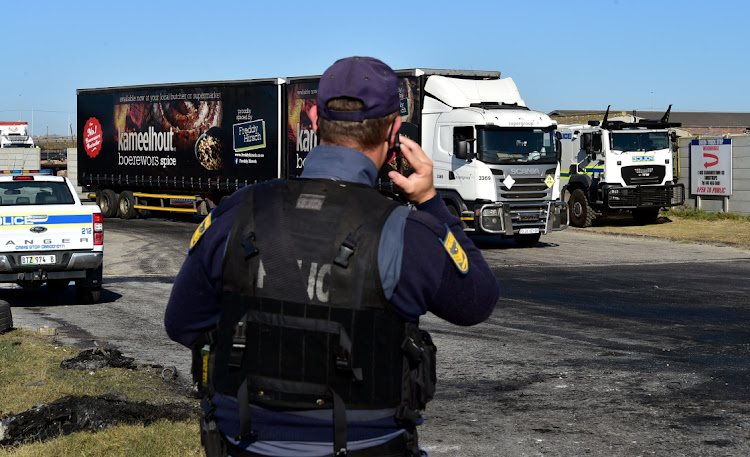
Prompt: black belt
<box><xmin>225</xmin><ymin>431</ymin><xmax>415</xmax><ymax>457</ymax></box>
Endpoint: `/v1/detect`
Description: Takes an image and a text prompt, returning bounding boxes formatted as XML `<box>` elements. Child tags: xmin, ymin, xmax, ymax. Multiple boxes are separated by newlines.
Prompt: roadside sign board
<box><xmin>690</xmin><ymin>138</ymin><xmax>732</xmax><ymax>196</ymax></box>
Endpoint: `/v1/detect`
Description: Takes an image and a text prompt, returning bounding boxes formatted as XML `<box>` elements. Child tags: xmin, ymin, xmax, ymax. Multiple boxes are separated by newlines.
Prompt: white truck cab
<box><xmin>558</xmin><ymin>106</ymin><xmax>685</xmax><ymax>227</ymax></box>
<box><xmin>400</xmin><ymin>71</ymin><xmax>568</xmax><ymax>246</ymax></box>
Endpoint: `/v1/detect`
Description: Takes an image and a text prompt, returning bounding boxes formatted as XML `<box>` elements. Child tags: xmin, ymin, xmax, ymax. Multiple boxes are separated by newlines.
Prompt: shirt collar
<box><xmin>299</xmin><ymin>145</ymin><xmax>379</xmax><ymax>187</ymax></box>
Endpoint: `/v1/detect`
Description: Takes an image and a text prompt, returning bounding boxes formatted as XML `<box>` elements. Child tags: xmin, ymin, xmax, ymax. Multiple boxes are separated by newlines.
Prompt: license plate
<box><xmin>519</xmin><ymin>228</ymin><xmax>540</xmax><ymax>234</ymax></box>
<box><xmin>21</xmin><ymin>255</ymin><xmax>56</xmax><ymax>265</ymax></box>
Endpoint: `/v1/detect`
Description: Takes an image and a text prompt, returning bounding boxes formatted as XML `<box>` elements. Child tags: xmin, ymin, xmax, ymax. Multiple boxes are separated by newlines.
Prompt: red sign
<box><xmin>83</xmin><ymin>117</ymin><xmax>103</xmax><ymax>158</ymax></box>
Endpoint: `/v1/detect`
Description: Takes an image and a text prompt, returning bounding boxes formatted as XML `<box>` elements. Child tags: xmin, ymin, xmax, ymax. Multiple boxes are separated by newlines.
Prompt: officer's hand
<box><xmin>388</xmin><ymin>135</ymin><xmax>438</xmax><ymax>205</ymax></box>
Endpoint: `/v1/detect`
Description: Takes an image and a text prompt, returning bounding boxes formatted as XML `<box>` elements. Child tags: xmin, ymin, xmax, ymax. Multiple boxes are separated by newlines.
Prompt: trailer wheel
<box><xmin>633</xmin><ymin>208</ymin><xmax>660</xmax><ymax>225</ymax></box>
<box><xmin>97</xmin><ymin>189</ymin><xmax>120</xmax><ymax>218</ymax></box>
<box><xmin>513</xmin><ymin>233</ymin><xmax>541</xmax><ymax>248</ymax></box>
<box><xmin>118</xmin><ymin>191</ymin><xmax>138</xmax><ymax>219</ymax></box>
<box><xmin>0</xmin><ymin>300</ymin><xmax>12</xmax><ymax>333</ymax></box>
<box><xmin>568</xmin><ymin>189</ymin><xmax>594</xmax><ymax>228</ymax></box>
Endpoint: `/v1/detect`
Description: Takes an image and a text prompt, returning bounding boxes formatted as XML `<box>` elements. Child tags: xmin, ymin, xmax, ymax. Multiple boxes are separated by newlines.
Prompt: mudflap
<box><xmin>78</xmin><ymin>264</ymin><xmax>103</xmax><ymax>288</ymax></box>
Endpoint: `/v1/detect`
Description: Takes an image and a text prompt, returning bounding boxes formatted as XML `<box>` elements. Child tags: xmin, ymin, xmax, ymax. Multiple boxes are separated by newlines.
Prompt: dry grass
<box><xmin>0</xmin><ymin>329</ymin><xmax>202</xmax><ymax>456</ymax></box>
<box><xmin>574</xmin><ymin>210</ymin><xmax>750</xmax><ymax>248</ymax></box>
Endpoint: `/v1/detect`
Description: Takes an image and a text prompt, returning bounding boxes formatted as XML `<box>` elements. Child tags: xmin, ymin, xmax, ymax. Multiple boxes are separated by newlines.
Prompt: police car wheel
<box><xmin>0</xmin><ymin>300</ymin><xmax>13</xmax><ymax>333</ymax></box>
<box><xmin>47</xmin><ymin>280</ymin><xmax>70</xmax><ymax>293</ymax></box>
<box><xmin>76</xmin><ymin>286</ymin><xmax>102</xmax><ymax>305</ymax></box>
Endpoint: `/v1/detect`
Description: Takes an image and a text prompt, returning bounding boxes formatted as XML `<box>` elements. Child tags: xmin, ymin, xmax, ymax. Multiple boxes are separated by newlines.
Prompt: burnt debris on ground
<box><xmin>0</xmin><ymin>393</ymin><xmax>198</xmax><ymax>446</ymax></box>
<box><xmin>59</xmin><ymin>346</ymin><xmax>137</xmax><ymax>371</ymax></box>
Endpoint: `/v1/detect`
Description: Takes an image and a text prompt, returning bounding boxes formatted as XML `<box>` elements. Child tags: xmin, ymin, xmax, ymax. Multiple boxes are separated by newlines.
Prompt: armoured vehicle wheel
<box><xmin>0</xmin><ymin>300</ymin><xmax>13</xmax><ymax>333</ymax></box>
<box><xmin>633</xmin><ymin>208</ymin><xmax>660</xmax><ymax>225</ymax></box>
<box><xmin>568</xmin><ymin>189</ymin><xmax>594</xmax><ymax>228</ymax></box>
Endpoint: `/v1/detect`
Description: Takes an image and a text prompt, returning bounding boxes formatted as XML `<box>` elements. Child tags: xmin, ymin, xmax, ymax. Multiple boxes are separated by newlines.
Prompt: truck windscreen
<box><xmin>610</xmin><ymin>131</ymin><xmax>669</xmax><ymax>152</ymax></box>
<box><xmin>477</xmin><ymin>128</ymin><xmax>557</xmax><ymax>165</ymax></box>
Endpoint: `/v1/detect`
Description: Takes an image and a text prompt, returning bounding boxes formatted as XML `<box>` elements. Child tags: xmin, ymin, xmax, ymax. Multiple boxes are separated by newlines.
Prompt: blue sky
<box><xmin>2</xmin><ymin>0</ymin><xmax>747</xmax><ymax>135</ymax></box>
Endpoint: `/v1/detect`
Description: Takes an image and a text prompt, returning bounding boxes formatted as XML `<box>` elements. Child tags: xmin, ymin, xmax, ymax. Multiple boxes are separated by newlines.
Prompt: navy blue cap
<box><xmin>317</xmin><ymin>56</ymin><xmax>399</xmax><ymax>122</ymax></box>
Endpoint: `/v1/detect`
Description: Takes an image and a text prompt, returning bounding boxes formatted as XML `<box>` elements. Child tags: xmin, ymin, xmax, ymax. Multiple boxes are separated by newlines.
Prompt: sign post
<box><xmin>690</xmin><ymin>138</ymin><xmax>732</xmax><ymax>200</ymax></box>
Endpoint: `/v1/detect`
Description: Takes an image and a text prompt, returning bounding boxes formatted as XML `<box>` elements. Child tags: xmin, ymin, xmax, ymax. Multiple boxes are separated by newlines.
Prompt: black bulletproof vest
<box><xmin>215</xmin><ymin>178</ymin><xmax>407</xmax><ymax>411</ymax></box>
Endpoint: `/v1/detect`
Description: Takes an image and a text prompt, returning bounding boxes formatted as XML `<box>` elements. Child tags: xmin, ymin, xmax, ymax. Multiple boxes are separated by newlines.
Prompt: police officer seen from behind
<box><xmin>165</xmin><ymin>56</ymin><xmax>500</xmax><ymax>457</ymax></box>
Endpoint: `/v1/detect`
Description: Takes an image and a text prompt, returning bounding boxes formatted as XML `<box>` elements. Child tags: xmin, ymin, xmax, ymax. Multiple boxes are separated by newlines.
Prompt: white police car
<box><xmin>0</xmin><ymin>170</ymin><xmax>103</xmax><ymax>303</ymax></box>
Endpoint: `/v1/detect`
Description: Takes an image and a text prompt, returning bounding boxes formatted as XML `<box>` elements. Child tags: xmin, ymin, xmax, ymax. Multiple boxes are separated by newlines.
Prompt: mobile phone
<box><xmin>391</xmin><ymin>135</ymin><xmax>413</xmax><ymax>176</ymax></box>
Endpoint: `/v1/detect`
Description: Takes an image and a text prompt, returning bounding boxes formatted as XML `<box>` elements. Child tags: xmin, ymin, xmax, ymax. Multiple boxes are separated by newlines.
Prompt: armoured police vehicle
<box><xmin>557</xmin><ymin>106</ymin><xmax>685</xmax><ymax>227</ymax></box>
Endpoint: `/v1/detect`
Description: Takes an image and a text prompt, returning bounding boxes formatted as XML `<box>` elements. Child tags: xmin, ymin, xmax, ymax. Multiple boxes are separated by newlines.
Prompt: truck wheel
<box><xmin>514</xmin><ymin>233</ymin><xmax>541</xmax><ymax>248</ymax></box>
<box><xmin>46</xmin><ymin>279</ymin><xmax>70</xmax><ymax>293</ymax></box>
<box><xmin>568</xmin><ymin>189</ymin><xmax>594</xmax><ymax>228</ymax></box>
<box><xmin>633</xmin><ymin>208</ymin><xmax>660</xmax><ymax>225</ymax></box>
<box><xmin>118</xmin><ymin>191</ymin><xmax>138</xmax><ymax>219</ymax></box>
<box><xmin>445</xmin><ymin>202</ymin><xmax>460</xmax><ymax>218</ymax></box>
<box><xmin>76</xmin><ymin>286</ymin><xmax>102</xmax><ymax>304</ymax></box>
<box><xmin>0</xmin><ymin>300</ymin><xmax>12</xmax><ymax>333</ymax></box>
<box><xmin>97</xmin><ymin>189</ymin><xmax>120</xmax><ymax>218</ymax></box>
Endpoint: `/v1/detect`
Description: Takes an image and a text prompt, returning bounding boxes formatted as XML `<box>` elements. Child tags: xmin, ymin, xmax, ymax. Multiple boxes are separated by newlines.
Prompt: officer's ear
<box><xmin>310</xmin><ymin>105</ymin><xmax>320</xmax><ymax>133</ymax></box>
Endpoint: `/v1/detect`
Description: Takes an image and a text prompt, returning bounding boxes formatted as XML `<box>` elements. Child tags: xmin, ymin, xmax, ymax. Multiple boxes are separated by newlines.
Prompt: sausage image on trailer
<box><xmin>77</xmin><ymin>80</ymin><xmax>285</xmax><ymax>218</ymax></box>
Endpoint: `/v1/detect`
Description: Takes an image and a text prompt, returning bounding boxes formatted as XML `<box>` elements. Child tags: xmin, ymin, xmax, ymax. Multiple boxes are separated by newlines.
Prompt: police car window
<box><xmin>0</xmin><ymin>181</ymin><xmax>75</xmax><ymax>206</ymax></box>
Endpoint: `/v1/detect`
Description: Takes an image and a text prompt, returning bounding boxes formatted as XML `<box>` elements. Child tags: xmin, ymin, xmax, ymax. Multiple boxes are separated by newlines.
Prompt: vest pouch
<box><xmin>400</xmin><ymin>324</ymin><xmax>437</xmax><ymax>421</ymax></box>
<box><xmin>418</xmin><ymin>330</ymin><xmax>437</xmax><ymax>403</ymax></box>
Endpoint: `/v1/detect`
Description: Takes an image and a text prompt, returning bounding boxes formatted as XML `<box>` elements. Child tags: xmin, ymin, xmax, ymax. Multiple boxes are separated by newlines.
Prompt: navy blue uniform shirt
<box><xmin>164</xmin><ymin>144</ymin><xmax>500</xmax><ymax>454</ymax></box>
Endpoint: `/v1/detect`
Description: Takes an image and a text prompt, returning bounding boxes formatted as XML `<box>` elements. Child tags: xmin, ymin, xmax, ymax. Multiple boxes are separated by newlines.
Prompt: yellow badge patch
<box><xmin>440</xmin><ymin>225</ymin><xmax>469</xmax><ymax>274</ymax></box>
<box><xmin>189</xmin><ymin>212</ymin><xmax>212</xmax><ymax>251</ymax></box>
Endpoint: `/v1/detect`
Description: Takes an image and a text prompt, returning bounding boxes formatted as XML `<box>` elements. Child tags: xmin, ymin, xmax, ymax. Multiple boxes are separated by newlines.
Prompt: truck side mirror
<box><xmin>581</xmin><ymin>133</ymin><xmax>591</xmax><ymax>151</ymax></box>
<box><xmin>455</xmin><ymin>139</ymin><xmax>475</xmax><ymax>161</ymax></box>
<box><xmin>670</xmin><ymin>131</ymin><xmax>679</xmax><ymax>152</ymax></box>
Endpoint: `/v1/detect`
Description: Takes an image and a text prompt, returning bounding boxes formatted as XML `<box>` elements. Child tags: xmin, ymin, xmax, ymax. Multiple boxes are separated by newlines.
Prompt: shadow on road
<box><xmin>591</xmin><ymin>214</ymin><xmax>674</xmax><ymax>227</ymax></box>
<box><xmin>1</xmin><ymin>284</ymin><xmax>122</xmax><ymax>307</ymax></box>
<box><xmin>469</xmin><ymin>235</ymin><xmax>559</xmax><ymax>250</ymax></box>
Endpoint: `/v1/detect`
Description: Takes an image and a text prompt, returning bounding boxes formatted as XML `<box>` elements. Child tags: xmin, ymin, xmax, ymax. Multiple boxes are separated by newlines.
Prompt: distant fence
<box><xmin>41</xmin><ymin>150</ymin><xmax>67</xmax><ymax>162</ymax></box>
<box><xmin>676</xmin><ymin>134</ymin><xmax>750</xmax><ymax>215</ymax></box>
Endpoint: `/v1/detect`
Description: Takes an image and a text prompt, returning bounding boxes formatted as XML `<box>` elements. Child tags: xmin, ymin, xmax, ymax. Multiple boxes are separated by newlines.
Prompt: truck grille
<box><xmin>605</xmin><ymin>184</ymin><xmax>685</xmax><ymax>208</ymax></box>
<box><xmin>492</xmin><ymin>169</ymin><xmax>558</xmax><ymax>232</ymax></box>
<box><xmin>621</xmin><ymin>165</ymin><xmax>666</xmax><ymax>186</ymax></box>
<box><xmin>496</xmin><ymin>172</ymin><xmax>555</xmax><ymax>201</ymax></box>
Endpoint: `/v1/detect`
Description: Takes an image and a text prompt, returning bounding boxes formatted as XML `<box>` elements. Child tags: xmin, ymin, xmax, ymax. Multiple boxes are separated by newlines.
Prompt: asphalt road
<box><xmin>5</xmin><ymin>217</ymin><xmax>750</xmax><ymax>456</ymax></box>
